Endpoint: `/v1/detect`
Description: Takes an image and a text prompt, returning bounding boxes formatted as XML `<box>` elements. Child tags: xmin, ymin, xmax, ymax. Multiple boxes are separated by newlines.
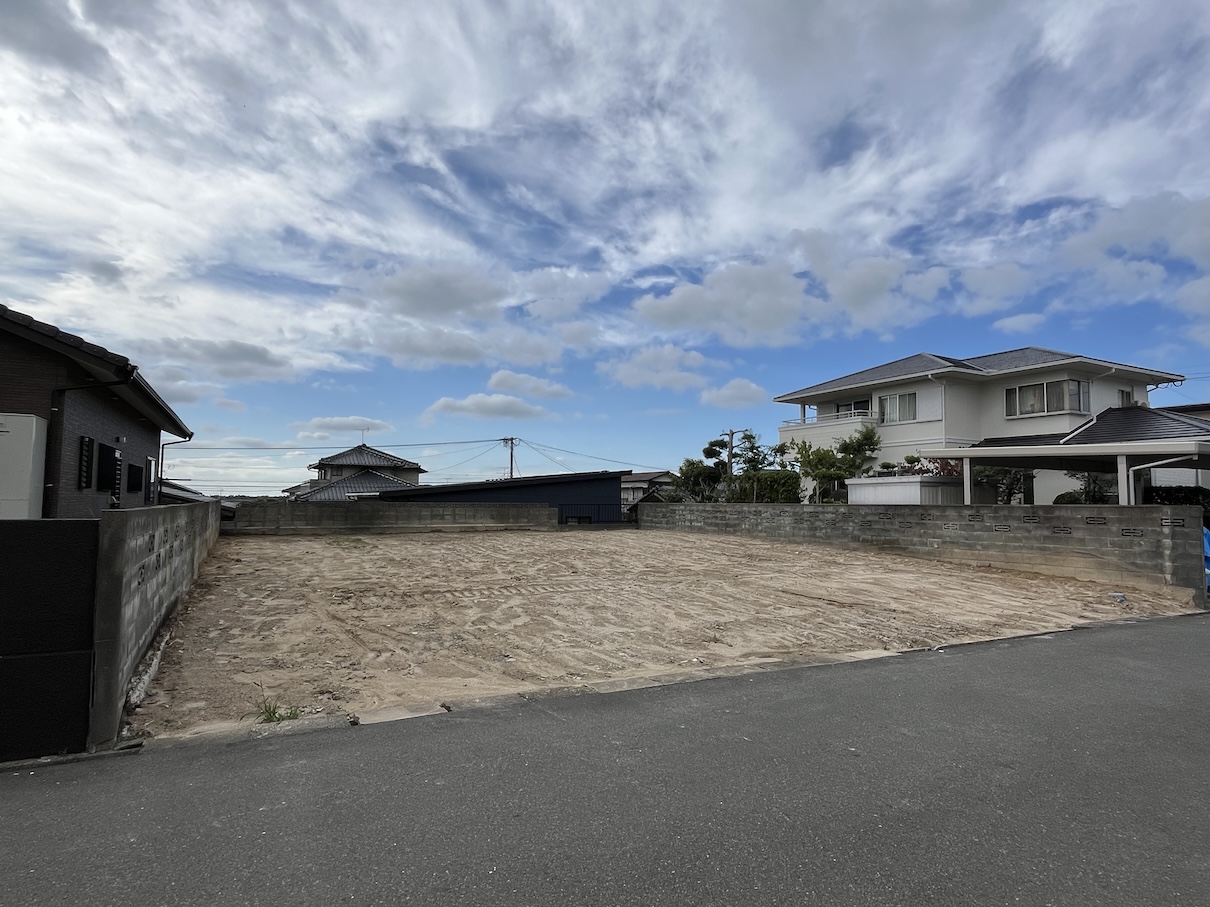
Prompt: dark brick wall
<box><xmin>0</xmin><ymin>332</ymin><xmax>162</xmax><ymax>518</ymax></box>
<box><xmin>0</xmin><ymin>332</ymin><xmax>70</xmax><ymax>418</ymax></box>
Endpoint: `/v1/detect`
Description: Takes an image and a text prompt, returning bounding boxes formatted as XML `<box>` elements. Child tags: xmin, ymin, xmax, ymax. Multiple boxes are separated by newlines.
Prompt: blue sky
<box><xmin>3</xmin><ymin>0</ymin><xmax>1210</xmax><ymax>493</ymax></box>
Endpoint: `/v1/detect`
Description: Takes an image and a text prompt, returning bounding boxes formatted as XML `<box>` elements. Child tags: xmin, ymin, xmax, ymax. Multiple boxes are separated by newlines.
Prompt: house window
<box><xmin>1005</xmin><ymin>380</ymin><xmax>1089</xmax><ymax>417</ymax></box>
<box><xmin>836</xmin><ymin>399</ymin><xmax>871</xmax><ymax>416</ymax></box>
<box><xmin>878</xmin><ymin>392</ymin><xmax>917</xmax><ymax>424</ymax></box>
<box><xmin>126</xmin><ymin>463</ymin><xmax>145</xmax><ymax>495</ymax></box>
<box><xmin>1118</xmin><ymin>389</ymin><xmax>1134</xmax><ymax>406</ymax></box>
<box><xmin>97</xmin><ymin>444</ymin><xmax>122</xmax><ymax>494</ymax></box>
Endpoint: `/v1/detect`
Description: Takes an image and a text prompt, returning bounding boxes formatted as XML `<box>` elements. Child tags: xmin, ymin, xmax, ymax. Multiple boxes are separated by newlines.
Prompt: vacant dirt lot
<box><xmin>132</xmin><ymin>530</ymin><xmax>1193</xmax><ymax>736</ymax></box>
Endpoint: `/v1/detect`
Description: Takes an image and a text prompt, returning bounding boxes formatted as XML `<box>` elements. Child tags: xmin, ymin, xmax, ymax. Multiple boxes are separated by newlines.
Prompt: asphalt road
<box><xmin>4</xmin><ymin>615</ymin><xmax>1209</xmax><ymax>906</ymax></box>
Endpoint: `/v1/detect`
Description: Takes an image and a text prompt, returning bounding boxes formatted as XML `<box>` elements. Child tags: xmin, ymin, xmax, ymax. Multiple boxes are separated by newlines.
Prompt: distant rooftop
<box><xmin>292</xmin><ymin>469</ymin><xmax>419</xmax><ymax>502</ymax></box>
<box><xmin>308</xmin><ymin>444</ymin><xmax>425</xmax><ymax>472</ymax></box>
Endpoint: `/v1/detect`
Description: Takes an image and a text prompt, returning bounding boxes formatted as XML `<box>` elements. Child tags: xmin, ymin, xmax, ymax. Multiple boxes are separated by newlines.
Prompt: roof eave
<box><xmin>774</xmin><ymin>367</ymin><xmax>970</xmax><ymax>403</ymax></box>
<box><xmin>921</xmin><ymin>439</ymin><xmax>1210</xmax><ymax>458</ymax></box>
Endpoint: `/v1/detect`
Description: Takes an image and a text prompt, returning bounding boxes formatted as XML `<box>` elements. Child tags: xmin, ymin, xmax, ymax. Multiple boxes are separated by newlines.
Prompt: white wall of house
<box><xmin>1153</xmin><ymin>467</ymin><xmax>1210</xmax><ymax>489</ymax></box>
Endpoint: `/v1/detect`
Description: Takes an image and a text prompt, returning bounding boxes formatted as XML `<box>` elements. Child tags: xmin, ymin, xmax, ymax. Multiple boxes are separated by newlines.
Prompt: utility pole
<box><xmin>502</xmin><ymin>437</ymin><xmax>516</xmax><ymax>478</ymax></box>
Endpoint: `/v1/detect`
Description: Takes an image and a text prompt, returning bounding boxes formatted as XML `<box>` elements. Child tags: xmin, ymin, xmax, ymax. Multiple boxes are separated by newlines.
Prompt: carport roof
<box><xmin>923</xmin><ymin>407</ymin><xmax>1210</xmax><ymax>472</ymax></box>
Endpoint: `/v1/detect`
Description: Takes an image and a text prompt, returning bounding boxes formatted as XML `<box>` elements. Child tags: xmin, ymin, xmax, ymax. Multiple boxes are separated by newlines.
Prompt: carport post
<box><xmin>962</xmin><ymin>457</ymin><xmax>973</xmax><ymax>505</ymax></box>
<box><xmin>1117</xmin><ymin>455</ymin><xmax>1130</xmax><ymax>505</ymax></box>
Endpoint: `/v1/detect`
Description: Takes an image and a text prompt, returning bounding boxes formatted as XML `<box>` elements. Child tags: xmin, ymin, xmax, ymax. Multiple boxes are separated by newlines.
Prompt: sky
<box><xmin>4</xmin><ymin>0</ymin><xmax>1210</xmax><ymax>494</ymax></box>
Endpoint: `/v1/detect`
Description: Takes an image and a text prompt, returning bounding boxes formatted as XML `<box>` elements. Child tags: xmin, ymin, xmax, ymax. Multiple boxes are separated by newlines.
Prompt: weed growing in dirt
<box><xmin>252</xmin><ymin>682</ymin><xmax>303</xmax><ymax>723</ymax></box>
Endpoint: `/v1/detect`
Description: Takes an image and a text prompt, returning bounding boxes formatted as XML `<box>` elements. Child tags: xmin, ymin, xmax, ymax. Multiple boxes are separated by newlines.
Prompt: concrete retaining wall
<box><xmin>226</xmin><ymin>500</ymin><xmax>559</xmax><ymax>534</ymax></box>
<box><xmin>90</xmin><ymin>501</ymin><xmax>221</xmax><ymax>747</ymax></box>
<box><xmin>637</xmin><ymin>503</ymin><xmax>1206</xmax><ymax>607</ymax></box>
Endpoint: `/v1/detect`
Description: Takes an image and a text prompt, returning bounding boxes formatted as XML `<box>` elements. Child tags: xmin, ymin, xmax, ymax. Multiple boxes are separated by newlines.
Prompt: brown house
<box><xmin>0</xmin><ymin>305</ymin><xmax>191</xmax><ymax>518</ymax></box>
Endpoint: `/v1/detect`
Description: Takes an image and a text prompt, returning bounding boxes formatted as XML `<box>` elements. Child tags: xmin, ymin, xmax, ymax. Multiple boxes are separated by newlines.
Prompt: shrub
<box><xmin>1052</xmin><ymin>490</ymin><xmax>1086</xmax><ymax>505</ymax></box>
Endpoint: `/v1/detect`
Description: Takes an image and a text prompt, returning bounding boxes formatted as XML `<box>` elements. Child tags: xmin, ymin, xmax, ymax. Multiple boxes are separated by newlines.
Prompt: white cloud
<box><xmin>597</xmin><ymin>344</ymin><xmax>719</xmax><ymax>390</ymax></box>
<box><xmin>961</xmin><ymin>264</ymin><xmax>1027</xmax><ymax>297</ymax></box>
<box><xmin>421</xmin><ymin>394</ymin><xmax>550</xmax><ymax>423</ymax></box>
<box><xmin>374</xmin><ymin>263</ymin><xmax>509</xmax><ymax>321</ymax></box>
<box><xmin>899</xmin><ymin>267</ymin><xmax>953</xmax><ymax>301</ymax></box>
<box><xmin>993</xmin><ymin>312</ymin><xmax>1047</xmax><ymax>334</ymax></box>
<box><xmin>289</xmin><ymin>416</ymin><xmax>393</xmax><ymax>434</ymax></box>
<box><xmin>521</xmin><ymin>267</ymin><xmax>614</xmax><ymax>319</ymax></box>
<box><xmin>1175</xmin><ymin>275</ymin><xmax>1210</xmax><ymax>317</ymax></box>
<box><xmin>487</xmin><ymin>369</ymin><xmax>572</xmax><ymax>398</ymax></box>
<box><xmin>0</xmin><ymin>0</ymin><xmax>1209</xmax><ymax>446</ymax></box>
<box><xmin>700</xmin><ymin>378</ymin><xmax>769</xmax><ymax>408</ymax></box>
<box><xmin>633</xmin><ymin>261</ymin><xmax>807</xmax><ymax>347</ymax></box>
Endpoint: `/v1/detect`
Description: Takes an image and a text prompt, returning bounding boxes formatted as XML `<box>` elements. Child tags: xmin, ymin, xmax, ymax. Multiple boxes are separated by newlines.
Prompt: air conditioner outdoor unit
<box><xmin>0</xmin><ymin>413</ymin><xmax>48</xmax><ymax>519</ymax></box>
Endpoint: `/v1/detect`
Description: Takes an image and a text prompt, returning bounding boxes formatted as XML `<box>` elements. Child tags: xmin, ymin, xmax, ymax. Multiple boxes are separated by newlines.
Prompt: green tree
<box><xmin>792</xmin><ymin>425</ymin><xmax>881</xmax><ymax>503</ymax></box>
<box><xmin>1062</xmin><ymin>470</ymin><xmax>1115</xmax><ymax>504</ymax></box>
<box><xmin>674</xmin><ymin>433</ymin><xmax>801</xmax><ymax>503</ymax></box>
<box><xmin>973</xmin><ymin>466</ymin><xmax>1034</xmax><ymax>504</ymax></box>
<box><xmin>669</xmin><ymin>457</ymin><xmax>724</xmax><ymax>502</ymax></box>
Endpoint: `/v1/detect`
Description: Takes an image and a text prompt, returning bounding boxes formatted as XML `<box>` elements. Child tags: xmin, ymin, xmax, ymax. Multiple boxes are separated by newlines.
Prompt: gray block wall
<box><xmin>637</xmin><ymin>503</ymin><xmax>1206</xmax><ymax>607</ymax></box>
<box><xmin>90</xmin><ymin>501</ymin><xmax>221</xmax><ymax>747</ymax></box>
<box><xmin>227</xmin><ymin>500</ymin><xmax>559</xmax><ymax>534</ymax></box>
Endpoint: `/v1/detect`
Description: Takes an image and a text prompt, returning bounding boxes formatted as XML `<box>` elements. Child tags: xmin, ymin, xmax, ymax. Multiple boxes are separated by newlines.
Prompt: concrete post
<box><xmin>962</xmin><ymin>458</ymin><xmax>973</xmax><ymax>505</ymax></box>
<box><xmin>1117</xmin><ymin>455</ymin><xmax>1130</xmax><ymax>505</ymax></box>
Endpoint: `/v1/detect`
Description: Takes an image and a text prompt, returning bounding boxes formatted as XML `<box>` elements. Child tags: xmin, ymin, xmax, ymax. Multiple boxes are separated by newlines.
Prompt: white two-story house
<box><xmin>774</xmin><ymin>347</ymin><xmax>1184</xmax><ymax>503</ymax></box>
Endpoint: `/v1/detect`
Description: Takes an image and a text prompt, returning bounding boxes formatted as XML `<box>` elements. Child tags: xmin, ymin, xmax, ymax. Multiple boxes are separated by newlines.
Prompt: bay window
<box><xmin>1005</xmin><ymin>380</ymin><xmax>1089</xmax><ymax>417</ymax></box>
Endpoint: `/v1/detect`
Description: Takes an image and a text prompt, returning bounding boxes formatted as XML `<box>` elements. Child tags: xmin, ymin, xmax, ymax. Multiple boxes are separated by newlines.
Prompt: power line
<box><xmin>520</xmin><ymin>439</ymin><xmax>575</xmax><ymax>473</ymax></box>
<box><xmin>424</xmin><ymin>443</ymin><xmax>502</xmax><ymax>473</ymax></box>
<box><xmin>521</xmin><ymin>440</ymin><xmax>665</xmax><ymax>471</ymax></box>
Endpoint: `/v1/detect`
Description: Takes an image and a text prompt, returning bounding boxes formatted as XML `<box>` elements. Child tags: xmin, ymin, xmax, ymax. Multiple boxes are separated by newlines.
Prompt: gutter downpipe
<box><xmin>1126</xmin><ymin>455</ymin><xmax>1197</xmax><ymax>506</ymax></box>
<box><xmin>159</xmin><ymin>435</ymin><xmax>195</xmax><ymax>504</ymax></box>
<box><xmin>1089</xmin><ymin>366</ymin><xmax>1117</xmax><ymax>408</ymax></box>
<box><xmin>927</xmin><ymin>373</ymin><xmax>946</xmax><ymax>446</ymax></box>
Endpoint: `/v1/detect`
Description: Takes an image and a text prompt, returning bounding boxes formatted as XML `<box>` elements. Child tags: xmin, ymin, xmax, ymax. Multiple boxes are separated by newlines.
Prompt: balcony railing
<box><xmin>780</xmin><ymin>410</ymin><xmax>876</xmax><ymax>428</ymax></box>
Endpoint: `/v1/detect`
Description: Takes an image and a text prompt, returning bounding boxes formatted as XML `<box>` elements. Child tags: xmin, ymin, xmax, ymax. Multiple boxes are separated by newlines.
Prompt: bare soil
<box><xmin>131</xmin><ymin>530</ymin><xmax>1193</xmax><ymax>737</ymax></box>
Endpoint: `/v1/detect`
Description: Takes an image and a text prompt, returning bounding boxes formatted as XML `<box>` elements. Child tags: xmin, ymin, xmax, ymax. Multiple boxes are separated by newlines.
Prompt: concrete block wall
<box><xmin>226</xmin><ymin>500</ymin><xmax>559</xmax><ymax>534</ymax></box>
<box><xmin>90</xmin><ymin>501</ymin><xmax>221</xmax><ymax>747</ymax></box>
<box><xmin>637</xmin><ymin>503</ymin><xmax>1206</xmax><ymax>607</ymax></box>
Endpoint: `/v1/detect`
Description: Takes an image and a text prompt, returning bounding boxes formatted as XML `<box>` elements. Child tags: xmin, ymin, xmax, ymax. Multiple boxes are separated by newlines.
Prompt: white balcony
<box><xmin>778</xmin><ymin>410</ymin><xmax>879</xmax><ymax>447</ymax></box>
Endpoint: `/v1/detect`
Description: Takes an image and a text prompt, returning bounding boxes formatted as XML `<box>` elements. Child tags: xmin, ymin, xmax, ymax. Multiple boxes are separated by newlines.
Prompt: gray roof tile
<box><xmin>1063</xmin><ymin>407</ymin><xmax>1210</xmax><ymax>444</ymax></box>
<box><xmin>308</xmin><ymin>444</ymin><xmax>423</xmax><ymax>470</ymax></box>
<box><xmin>775</xmin><ymin>346</ymin><xmax>1184</xmax><ymax>402</ymax></box>
<box><xmin>774</xmin><ymin>353</ymin><xmax>983</xmax><ymax>400</ymax></box>
<box><xmin>293</xmin><ymin>470</ymin><xmax>418</xmax><ymax>501</ymax></box>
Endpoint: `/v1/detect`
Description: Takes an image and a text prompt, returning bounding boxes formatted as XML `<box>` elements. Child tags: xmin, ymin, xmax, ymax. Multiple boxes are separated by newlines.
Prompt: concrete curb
<box><xmin>124</xmin><ymin>612</ymin><xmax>1210</xmax><ymax>752</ymax></box>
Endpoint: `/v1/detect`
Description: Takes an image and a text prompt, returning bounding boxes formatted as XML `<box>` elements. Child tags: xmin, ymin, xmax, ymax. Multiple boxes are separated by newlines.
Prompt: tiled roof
<box><xmin>293</xmin><ymin>470</ymin><xmax>419</xmax><ymax>502</ymax></box>
<box><xmin>774</xmin><ymin>353</ymin><xmax>984</xmax><ymax>400</ymax></box>
<box><xmin>1158</xmin><ymin>402</ymin><xmax>1210</xmax><ymax>416</ymax></box>
<box><xmin>1063</xmin><ymin>407</ymin><xmax>1210</xmax><ymax>445</ymax></box>
<box><xmin>775</xmin><ymin>346</ymin><xmax>1184</xmax><ymax>403</ymax></box>
<box><xmin>623</xmin><ymin>471</ymin><xmax>676</xmax><ymax>483</ymax></box>
<box><xmin>961</xmin><ymin>347</ymin><xmax>1078</xmax><ymax>370</ymax></box>
<box><xmin>972</xmin><ymin>432</ymin><xmax>1068</xmax><ymax>448</ymax></box>
<box><xmin>968</xmin><ymin>407</ymin><xmax>1210</xmax><ymax>449</ymax></box>
<box><xmin>308</xmin><ymin>444</ymin><xmax>424</xmax><ymax>470</ymax></box>
<box><xmin>0</xmin><ymin>303</ymin><xmax>191</xmax><ymax>438</ymax></box>
<box><xmin>380</xmin><ymin>471</ymin><xmax>631</xmax><ymax>499</ymax></box>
